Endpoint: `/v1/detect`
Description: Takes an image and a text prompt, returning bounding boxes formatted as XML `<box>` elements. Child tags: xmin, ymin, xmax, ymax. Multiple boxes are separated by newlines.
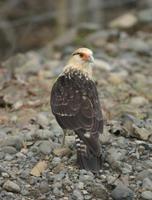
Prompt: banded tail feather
<box><xmin>75</xmin><ymin>134</ymin><xmax>102</xmax><ymax>172</ymax></box>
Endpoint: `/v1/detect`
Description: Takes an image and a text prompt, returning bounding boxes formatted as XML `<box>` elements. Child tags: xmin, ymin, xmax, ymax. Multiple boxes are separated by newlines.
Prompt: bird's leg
<box><xmin>62</xmin><ymin>129</ymin><xmax>67</xmax><ymax>147</ymax></box>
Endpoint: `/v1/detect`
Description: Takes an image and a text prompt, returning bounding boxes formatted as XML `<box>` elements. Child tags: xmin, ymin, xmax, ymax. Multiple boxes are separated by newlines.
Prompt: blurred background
<box><xmin>0</xmin><ymin>0</ymin><xmax>152</xmax><ymax>60</ymax></box>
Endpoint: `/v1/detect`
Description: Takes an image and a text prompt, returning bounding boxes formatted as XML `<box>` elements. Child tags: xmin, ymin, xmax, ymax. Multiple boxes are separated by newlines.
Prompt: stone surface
<box><xmin>111</xmin><ymin>183</ymin><xmax>134</xmax><ymax>200</ymax></box>
<box><xmin>3</xmin><ymin>180</ymin><xmax>20</xmax><ymax>193</ymax></box>
<box><xmin>141</xmin><ymin>191</ymin><xmax>152</xmax><ymax>200</ymax></box>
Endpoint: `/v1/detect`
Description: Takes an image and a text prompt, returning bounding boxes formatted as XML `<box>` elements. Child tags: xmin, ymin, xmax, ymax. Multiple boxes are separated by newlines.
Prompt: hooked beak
<box><xmin>84</xmin><ymin>54</ymin><xmax>94</xmax><ymax>63</ymax></box>
<box><xmin>88</xmin><ymin>55</ymin><xmax>94</xmax><ymax>63</ymax></box>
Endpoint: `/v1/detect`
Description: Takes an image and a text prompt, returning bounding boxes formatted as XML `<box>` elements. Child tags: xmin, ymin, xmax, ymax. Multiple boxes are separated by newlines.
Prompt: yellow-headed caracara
<box><xmin>50</xmin><ymin>48</ymin><xmax>103</xmax><ymax>172</ymax></box>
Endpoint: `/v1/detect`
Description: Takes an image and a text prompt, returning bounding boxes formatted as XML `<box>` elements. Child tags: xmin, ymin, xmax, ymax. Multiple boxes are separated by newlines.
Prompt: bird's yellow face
<box><xmin>71</xmin><ymin>48</ymin><xmax>94</xmax><ymax>65</ymax></box>
<box><xmin>65</xmin><ymin>48</ymin><xmax>94</xmax><ymax>78</ymax></box>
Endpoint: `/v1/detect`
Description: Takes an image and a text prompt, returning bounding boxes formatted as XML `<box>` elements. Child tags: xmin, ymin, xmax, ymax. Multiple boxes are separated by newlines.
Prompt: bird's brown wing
<box><xmin>51</xmin><ymin>71</ymin><xmax>103</xmax><ymax>134</ymax></box>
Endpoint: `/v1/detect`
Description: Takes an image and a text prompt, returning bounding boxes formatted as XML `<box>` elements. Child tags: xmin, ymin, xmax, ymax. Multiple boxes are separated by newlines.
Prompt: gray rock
<box><xmin>141</xmin><ymin>191</ymin><xmax>152</xmax><ymax>200</ymax></box>
<box><xmin>38</xmin><ymin>140</ymin><xmax>52</xmax><ymax>155</ymax></box>
<box><xmin>0</xmin><ymin>146</ymin><xmax>17</xmax><ymax>154</ymax></box>
<box><xmin>91</xmin><ymin>184</ymin><xmax>108</xmax><ymax>199</ymax></box>
<box><xmin>3</xmin><ymin>180</ymin><xmax>20</xmax><ymax>193</ymax></box>
<box><xmin>137</xmin><ymin>169</ymin><xmax>152</xmax><ymax>181</ymax></box>
<box><xmin>1</xmin><ymin>136</ymin><xmax>23</xmax><ymax>151</ymax></box>
<box><xmin>1</xmin><ymin>172</ymin><xmax>9</xmax><ymax>178</ymax></box>
<box><xmin>138</xmin><ymin>8</ymin><xmax>152</xmax><ymax>23</ymax></box>
<box><xmin>111</xmin><ymin>183</ymin><xmax>134</xmax><ymax>200</ymax></box>
<box><xmin>0</xmin><ymin>130</ymin><xmax>7</xmax><ymax>139</ymax></box>
<box><xmin>142</xmin><ymin>178</ymin><xmax>152</xmax><ymax>190</ymax></box>
<box><xmin>4</xmin><ymin>154</ymin><xmax>14</xmax><ymax>161</ymax></box>
<box><xmin>39</xmin><ymin>181</ymin><xmax>50</xmax><ymax>193</ymax></box>
<box><xmin>107</xmin><ymin>147</ymin><xmax>127</xmax><ymax>166</ymax></box>
<box><xmin>73</xmin><ymin>189</ymin><xmax>84</xmax><ymax>200</ymax></box>
<box><xmin>109</xmin><ymin>13</ymin><xmax>137</xmax><ymax>29</ymax></box>
<box><xmin>51</xmin><ymin>119</ymin><xmax>63</xmax><ymax>137</ymax></box>
<box><xmin>35</xmin><ymin>129</ymin><xmax>54</xmax><ymax>140</ymax></box>
<box><xmin>52</xmin><ymin>157</ymin><xmax>61</xmax><ymax>166</ymax></box>
<box><xmin>37</xmin><ymin>112</ymin><xmax>50</xmax><ymax>128</ymax></box>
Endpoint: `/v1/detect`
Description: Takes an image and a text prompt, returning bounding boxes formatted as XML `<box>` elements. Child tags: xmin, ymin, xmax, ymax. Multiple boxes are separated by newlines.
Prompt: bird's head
<box><xmin>64</xmin><ymin>48</ymin><xmax>94</xmax><ymax>78</ymax></box>
<box><xmin>70</xmin><ymin>48</ymin><xmax>94</xmax><ymax>66</ymax></box>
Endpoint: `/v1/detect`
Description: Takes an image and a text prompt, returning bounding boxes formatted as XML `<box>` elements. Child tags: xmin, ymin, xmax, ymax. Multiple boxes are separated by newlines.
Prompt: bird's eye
<box><xmin>79</xmin><ymin>53</ymin><xmax>83</xmax><ymax>58</ymax></box>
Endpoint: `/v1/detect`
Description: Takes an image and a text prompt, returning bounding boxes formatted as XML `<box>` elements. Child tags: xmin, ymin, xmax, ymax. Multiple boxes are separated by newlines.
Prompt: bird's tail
<box><xmin>75</xmin><ymin>132</ymin><xmax>102</xmax><ymax>172</ymax></box>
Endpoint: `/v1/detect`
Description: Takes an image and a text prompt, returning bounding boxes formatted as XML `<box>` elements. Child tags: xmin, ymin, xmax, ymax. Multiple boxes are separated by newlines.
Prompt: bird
<box><xmin>50</xmin><ymin>47</ymin><xmax>103</xmax><ymax>172</ymax></box>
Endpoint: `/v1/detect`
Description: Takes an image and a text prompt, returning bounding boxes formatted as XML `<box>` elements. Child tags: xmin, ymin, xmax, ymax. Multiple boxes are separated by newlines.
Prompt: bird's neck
<box><xmin>64</xmin><ymin>62</ymin><xmax>93</xmax><ymax>79</ymax></box>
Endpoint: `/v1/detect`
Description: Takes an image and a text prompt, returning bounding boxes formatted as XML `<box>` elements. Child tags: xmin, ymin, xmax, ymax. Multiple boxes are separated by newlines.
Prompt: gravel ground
<box><xmin>0</xmin><ymin>17</ymin><xmax>152</xmax><ymax>199</ymax></box>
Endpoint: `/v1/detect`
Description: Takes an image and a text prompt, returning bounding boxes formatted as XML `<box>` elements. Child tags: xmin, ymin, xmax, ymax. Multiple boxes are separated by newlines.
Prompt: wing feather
<box><xmin>50</xmin><ymin>71</ymin><xmax>103</xmax><ymax>133</ymax></box>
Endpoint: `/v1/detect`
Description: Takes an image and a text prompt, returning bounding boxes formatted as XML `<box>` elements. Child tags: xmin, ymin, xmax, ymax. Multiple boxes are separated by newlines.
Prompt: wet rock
<box><xmin>111</xmin><ymin>183</ymin><xmax>134</xmax><ymax>200</ymax></box>
<box><xmin>72</xmin><ymin>189</ymin><xmax>84</xmax><ymax>200</ymax></box>
<box><xmin>3</xmin><ymin>180</ymin><xmax>20</xmax><ymax>193</ymax></box>
<box><xmin>141</xmin><ymin>191</ymin><xmax>152</xmax><ymax>200</ymax></box>
<box><xmin>109</xmin><ymin>13</ymin><xmax>138</xmax><ymax>29</ymax></box>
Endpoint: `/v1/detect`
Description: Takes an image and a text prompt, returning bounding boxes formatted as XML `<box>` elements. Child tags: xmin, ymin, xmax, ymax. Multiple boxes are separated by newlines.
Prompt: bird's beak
<box><xmin>89</xmin><ymin>55</ymin><xmax>94</xmax><ymax>63</ymax></box>
<box><xmin>84</xmin><ymin>54</ymin><xmax>94</xmax><ymax>63</ymax></box>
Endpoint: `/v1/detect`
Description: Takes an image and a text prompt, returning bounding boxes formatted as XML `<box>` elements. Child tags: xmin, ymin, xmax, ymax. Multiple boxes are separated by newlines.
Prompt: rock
<box><xmin>1</xmin><ymin>136</ymin><xmax>24</xmax><ymax>151</ymax></box>
<box><xmin>65</xmin><ymin>135</ymin><xmax>75</xmax><ymax>146</ymax></box>
<box><xmin>91</xmin><ymin>184</ymin><xmax>108</xmax><ymax>199</ymax></box>
<box><xmin>52</xmin><ymin>28</ymin><xmax>76</xmax><ymax>49</ymax></box>
<box><xmin>76</xmin><ymin>182</ymin><xmax>84</xmax><ymax>190</ymax></box>
<box><xmin>107</xmin><ymin>147</ymin><xmax>127</xmax><ymax>163</ymax></box>
<box><xmin>39</xmin><ymin>181</ymin><xmax>50</xmax><ymax>193</ymax></box>
<box><xmin>138</xmin><ymin>8</ymin><xmax>152</xmax><ymax>23</ymax></box>
<box><xmin>111</xmin><ymin>183</ymin><xmax>134</xmax><ymax>200</ymax></box>
<box><xmin>94</xmin><ymin>59</ymin><xmax>112</xmax><ymax>71</ymax></box>
<box><xmin>109</xmin><ymin>13</ymin><xmax>138</xmax><ymax>29</ymax></box>
<box><xmin>1</xmin><ymin>172</ymin><xmax>9</xmax><ymax>178</ymax></box>
<box><xmin>3</xmin><ymin>180</ymin><xmax>20</xmax><ymax>193</ymax></box>
<box><xmin>50</xmin><ymin>119</ymin><xmax>63</xmax><ymax>137</ymax></box>
<box><xmin>13</xmin><ymin>100</ymin><xmax>23</xmax><ymax>110</ymax></box>
<box><xmin>99</xmin><ymin>130</ymin><xmax>112</xmax><ymax>144</ymax></box>
<box><xmin>53</xmin><ymin>147</ymin><xmax>71</xmax><ymax>157</ymax></box>
<box><xmin>52</xmin><ymin>157</ymin><xmax>61</xmax><ymax>166</ymax></box>
<box><xmin>72</xmin><ymin>189</ymin><xmax>84</xmax><ymax>200</ymax></box>
<box><xmin>141</xmin><ymin>191</ymin><xmax>152</xmax><ymax>200</ymax></box>
<box><xmin>37</xmin><ymin>112</ymin><xmax>50</xmax><ymax>128</ymax></box>
<box><xmin>38</xmin><ymin>140</ymin><xmax>52</xmax><ymax>155</ymax></box>
<box><xmin>130</xmin><ymin>96</ymin><xmax>148</xmax><ymax>106</ymax></box>
<box><xmin>142</xmin><ymin>178</ymin><xmax>152</xmax><ymax>190</ymax></box>
<box><xmin>137</xmin><ymin>169</ymin><xmax>152</xmax><ymax>181</ymax></box>
<box><xmin>35</xmin><ymin>129</ymin><xmax>54</xmax><ymax>140</ymax></box>
<box><xmin>0</xmin><ymin>146</ymin><xmax>17</xmax><ymax>154</ymax></box>
<box><xmin>108</xmin><ymin>73</ymin><xmax>123</xmax><ymax>85</ymax></box>
<box><xmin>133</xmin><ymin>125</ymin><xmax>151</xmax><ymax>141</ymax></box>
<box><xmin>77</xmin><ymin>23</ymin><xmax>100</xmax><ymax>36</ymax></box>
